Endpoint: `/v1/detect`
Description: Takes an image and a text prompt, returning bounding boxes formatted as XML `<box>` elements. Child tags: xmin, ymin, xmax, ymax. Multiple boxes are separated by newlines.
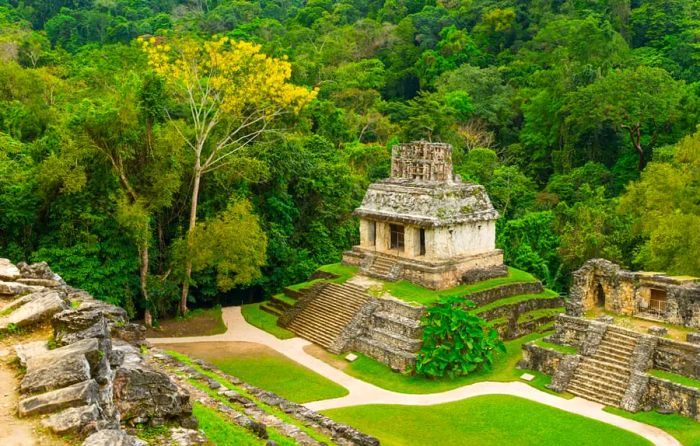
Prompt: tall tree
<box><xmin>140</xmin><ymin>36</ymin><xmax>317</xmax><ymax>314</ymax></box>
<box><xmin>563</xmin><ymin>66</ymin><xmax>684</xmax><ymax>170</ymax></box>
<box><xmin>70</xmin><ymin>73</ymin><xmax>183</xmax><ymax>326</ymax></box>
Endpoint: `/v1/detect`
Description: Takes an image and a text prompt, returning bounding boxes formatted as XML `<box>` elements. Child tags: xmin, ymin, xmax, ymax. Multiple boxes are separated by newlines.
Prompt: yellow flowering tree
<box><xmin>140</xmin><ymin>35</ymin><xmax>317</xmax><ymax>314</ymax></box>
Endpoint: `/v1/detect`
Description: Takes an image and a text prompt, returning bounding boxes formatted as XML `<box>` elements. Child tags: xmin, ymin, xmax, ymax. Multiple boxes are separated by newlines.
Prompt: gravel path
<box><xmin>149</xmin><ymin>306</ymin><xmax>682</xmax><ymax>446</ymax></box>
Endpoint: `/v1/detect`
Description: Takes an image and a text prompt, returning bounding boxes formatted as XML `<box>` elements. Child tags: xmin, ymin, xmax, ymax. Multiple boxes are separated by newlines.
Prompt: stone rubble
<box><xmin>0</xmin><ymin>258</ymin><xmax>196</xmax><ymax>445</ymax></box>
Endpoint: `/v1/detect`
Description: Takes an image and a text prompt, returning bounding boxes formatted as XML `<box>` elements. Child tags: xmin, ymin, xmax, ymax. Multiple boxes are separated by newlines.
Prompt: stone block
<box><xmin>0</xmin><ymin>258</ymin><xmax>20</xmax><ymax>281</ymax></box>
<box><xmin>113</xmin><ymin>360</ymin><xmax>192</xmax><ymax>424</ymax></box>
<box><xmin>21</xmin><ymin>352</ymin><xmax>91</xmax><ymax>394</ymax></box>
<box><xmin>345</xmin><ymin>353</ymin><xmax>358</xmax><ymax>362</ymax></box>
<box><xmin>596</xmin><ymin>315</ymin><xmax>614</xmax><ymax>324</ymax></box>
<box><xmin>41</xmin><ymin>404</ymin><xmax>100</xmax><ymax>435</ymax></box>
<box><xmin>0</xmin><ymin>291</ymin><xmax>68</xmax><ymax>331</ymax></box>
<box><xmin>82</xmin><ymin>429</ymin><xmax>145</xmax><ymax>446</ymax></box>
<box><xmin>0</xmin><ymin>281</ymin><xmax>44</xmax><ymax>297</ymax></box>
<box><xmin>687</xmin><ymin>332</ymin><xmax>700</xmax><ymax>344</ymax></box>
<box><xmin>649</xmin><ymin>326</ymin><xmax>668</xmax><ymax>336</ymax></box>
<box><xmin>14</xmin><ymin>340</ymin><xmax>49</xmax><ymax>367</ymax></box>
<box><xmin>520</xmin><ymin>373</ymin><xmax>535</xmax><ymax>381</ymax></box>
<box><xmin>18</xmin><ymin>379</ymin><xmax>98</xmax><ymax>417</ymax></box>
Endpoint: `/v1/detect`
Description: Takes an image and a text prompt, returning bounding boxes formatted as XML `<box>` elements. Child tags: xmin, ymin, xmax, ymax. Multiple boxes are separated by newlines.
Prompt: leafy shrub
<box><xmin>415</xmin><ymin>296</ymin><xmax>505</xmax><ymax>379</ymax></box>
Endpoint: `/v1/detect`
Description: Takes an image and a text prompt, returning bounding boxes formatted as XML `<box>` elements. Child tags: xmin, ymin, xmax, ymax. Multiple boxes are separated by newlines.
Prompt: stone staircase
<box><xmin>566</xmin><ymin>327</ymin><xmax>638</xmax><ymax>406</ymax></box>
<box><xmin>287</xmin><ymin>282</ymin><xmax>369</xmax><ymax>349</ymax></box>
<box><xmin>354</xmin><ymin>299</ymin><xmax>426</xmax><ymax>371</ymax></box>
<box><xmin>365</xmin><ymin>256</ymin><xmax>400</xmax><ymax>281</ymax></box>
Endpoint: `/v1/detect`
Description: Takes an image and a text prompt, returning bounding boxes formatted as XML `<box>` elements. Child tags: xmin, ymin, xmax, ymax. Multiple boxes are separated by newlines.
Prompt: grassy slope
<box><xmin>323</xmin><ymin>395</ymin><xmax>652</xmax><ymax>446</ymax></box>
<box><xmin>334</xmin><ymin>331</ymin><xmax>568</xmax><ymax>395</ymax></box>
<box><xmin>473</xmin><ymin>289</ymin><xmax>560</xmax><ymax>314</ymax></box>
<box><xmin>241</xmin><ymin>302</ymin><xmax>295</xmax><ymax>339</ymax></box>
<box><xmin>533</xmin><ymin>339</ymin><xmax>578</xmax><ymax>355</ymax></box>
<box><xmin>649</xmin><ymin>369</ymin><xmax>700</xmax><ymax>388</ymax></box>
<box><xmin>193</xmin><ymin>403</ymin><xmax>268</xmax><ymax>446</ymax></box>
<box><xmin>166</xmin><ymin>345</ymin><xmax>348</xmax><ymax>403</ymax></box>
<box><xmin>381</xmin><ymin>267</ymin><xmax>539</xmax><ymax>306</ymax></box>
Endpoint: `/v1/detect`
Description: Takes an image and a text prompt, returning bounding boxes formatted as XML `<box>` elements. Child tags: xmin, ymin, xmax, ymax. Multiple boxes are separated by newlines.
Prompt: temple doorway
<box><xmin>596</xmin><ymin>283</ymin><xmax>606</xmax><ymax>308</ymax></box>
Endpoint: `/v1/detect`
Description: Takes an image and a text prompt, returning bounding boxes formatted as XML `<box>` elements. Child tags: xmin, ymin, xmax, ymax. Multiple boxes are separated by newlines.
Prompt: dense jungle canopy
<box><xmin>0</xmin><ymin>0</ymin><xmax>699</xmax><ymax>320</ymax></box>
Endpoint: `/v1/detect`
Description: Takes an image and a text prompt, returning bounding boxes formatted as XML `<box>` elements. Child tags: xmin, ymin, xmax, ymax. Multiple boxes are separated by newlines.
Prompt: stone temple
<box><xmin>343</xmin><ymin>141</ymin><xmax>506</xmax><ymax>289</ymax></box>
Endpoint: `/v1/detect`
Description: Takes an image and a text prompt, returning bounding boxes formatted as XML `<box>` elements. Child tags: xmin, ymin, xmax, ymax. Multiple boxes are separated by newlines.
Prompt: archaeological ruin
<box><xmin>521</xmin><ymin>258</ymin><xmax>700</xmax><ymax>421</ymax></box>
<box><xmin>278</xmin><ymin>142</ymin><xmax>562</xmax><ymax>371</ymax></box>
<box><xmin>342</xmin><ymin>141</ymin><xmax>506</xmax><ymax>290</ymax></box>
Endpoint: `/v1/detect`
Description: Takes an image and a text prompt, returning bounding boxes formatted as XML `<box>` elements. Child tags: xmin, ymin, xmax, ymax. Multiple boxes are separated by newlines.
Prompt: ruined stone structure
<box><xmin>0</xmin><ymin>258</ymin><xmax>197</xmax><ymax>445</ymax></box>
<box><xmin>342</xmin><ymin>141</ymin><xmax>506</xmax><ymax>290</ymax></box>
<box><xmin>568</xmin><ymin>258</ymin><xmax>700</xmax><ymax>328</ymax></box>
<box><xmin>520</xmin><ymin>258</ymin><xmax>700</xmax><ymax>421</ymax></box>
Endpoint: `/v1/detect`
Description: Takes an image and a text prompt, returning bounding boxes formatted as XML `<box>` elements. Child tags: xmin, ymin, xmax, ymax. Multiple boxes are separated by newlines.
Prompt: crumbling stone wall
<box><xmin>643</xmin><ymin>377</ymin><xmax>700</xmax><ymax>421</ymax></box>
<box><xmin>569</xmin><ymin>259</ymin><xmax>700</xmax><ymax>328</ymax></box>
<box><xmin>519</xmin><ymin>343</ymin><xmax>566</xmax><ymax>375</ymax></box>
<box><xmin>0</xmin><ymin>259</ymin><xmax>196</xmax><ymax>445</ymax></box>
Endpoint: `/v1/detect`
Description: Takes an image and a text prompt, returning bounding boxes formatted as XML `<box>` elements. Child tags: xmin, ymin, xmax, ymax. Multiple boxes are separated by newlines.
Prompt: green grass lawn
<box><xmin>164</xmin><ymin>342</ymin><xmax>348</xmax><ymax>404</ymax></box>
<box><xmin>382</xmin><ymin>267</ymin><xmax>539</xmax><ymax>305</ymax></box>
<box><xmin>324</xmin><ymin>331</ymin><xmax>568</xmax><ymax>395</ymax></box>
<box><xmin>473</xmin><ymin>289</ymin><xmax>560</xmax><ymax>314</ymax></box>
<box><xmin>533</xmin><ymin>339</ymin><xmax>578</xmax><ymax>355</ymax></box>
<box><xmin>648</xmin><ymin>369</ymin><xmax>700</xmax><ymax>389</ymax></box>
<box><xmin>323</xmin><ymin>395</ymin><xmax>652</xmax><ymax>446</ymax></box>
<box><xmin>241</xmin><ymin>302</ymin><xmax>295</xmax><ymax>340</ymax></box>
<box><xmin>286</xmin><ymin>263</ymin><xmax>359</xmax><ymax>292</ymax></box>
<box><xmin>605</xmin><ymin>407</ymin><xmax>700</xmax><ymax>446</ymax></box>
<box><xmin>193</xmin><ymin>403</ymin><xmax>268</xmax><ymax>446</ymax></box>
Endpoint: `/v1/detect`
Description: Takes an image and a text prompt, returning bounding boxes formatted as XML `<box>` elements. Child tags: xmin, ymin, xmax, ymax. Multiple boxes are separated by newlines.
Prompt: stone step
<box><xmin>377</xmin><ymin>298</ymin><xmax>425</xmax><ymax>319</ymax></box>
<box><xmin>575</xmin><ymin>364</ymin><xmax>630</xmax><ymax>386</ymax></box>
<box><xmin>286</xmin><ymin>282</ymin><xmax>370</xmax><ymax>350</ymax></box>
<box><xmin>320</xmin><ymin>289</ymin><xmax>369</xmax><ymax>305</ymax></box>
<box><xmin>371</xmin><ymin>311</ymin><xmax>423</xmax><ymax>338</ymax></box>
<box><xmin>590</xmin><ymin>353</ymin><xmax>630</xmax><ymax>368</ymax></box>
<box><xmin>570</xmin><ymin>371</ymin><xmax>628</xmax><ymax>394</ymax></box>
<box><xmin>354</xmin><ymin>336</ymin><xmax>416</xmax><ymax>372</ymax></box>
<box><xmin>568</xmin><ymin>373</ymin><xmax>627</xmax><ymax>395</ymax></box>
<box><xmin>367</xmin><ymin>327</ymin><xmax>422</xmax><ymax>353</ymax></box>
<box><xmin>583</xmin><ymin>357</ymin><xmax>631</xmax><ymax>374</ymax></box>
<box><xmin>299</xmin><ymin>304</ymin><xmax>361</xmax><ymax>322</ymax></box>
<box><xmin>289</xmin><ymin>314</ymin><xmax>347</xmax><ymax>333</ymax></box>
<box><xmin>604</xmin><ymin>328</ymin><xmax>639</xmax><ymax>343</ymax></box>
<box><xmin>567</xmin><ymin>383</ymin><xmax>621</xmax><ymax>406</ymax></box>
<box><xmin>595</xmin><ymin>344</ymin><xmax>634</xmax><ymax>359</ymax></box>
<box><xmin>598</xmin><ymin>340</ymin><xmax>636</xmax><ymax>354</ymax></box>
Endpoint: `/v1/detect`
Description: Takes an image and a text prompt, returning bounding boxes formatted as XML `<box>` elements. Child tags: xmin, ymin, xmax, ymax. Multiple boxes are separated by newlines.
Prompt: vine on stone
<box><xmin>415</xmin><ymin>296</ymin><xmax>505</xmax><ymax>379</ymax></box>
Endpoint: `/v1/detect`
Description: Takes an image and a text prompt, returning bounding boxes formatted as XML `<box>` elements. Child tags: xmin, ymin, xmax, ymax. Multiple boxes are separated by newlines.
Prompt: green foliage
<box><xmin>174</xmin><ymin>199</ymin><xmax>267</xmax><ymax>293</ymax></box>
<box><xmin>0</xmin><ymin>0</ymin><xmax>699</xmax><ymax>322</ymax></box>
<box><xmin>416</xmin><ymin>296</ymin><xmax>505</xmax><ymax>379</ymax></box>
<box><xmin>620</xmin><ymin>130</ymin><xmax>700</xmax><ymax>276</ymax></box>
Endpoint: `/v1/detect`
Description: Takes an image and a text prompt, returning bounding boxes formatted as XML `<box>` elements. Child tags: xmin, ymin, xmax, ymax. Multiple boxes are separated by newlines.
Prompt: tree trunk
<box><xmin>140</xmin><ymin>243</ymin><xmax>152</xmax><ymax>328</ymax></box>
<box><xmin>180</xmin><ymin>163</ymin><xmax>202</xmax><ymax>315</ymax></box>
<box><xmin>622</xmin><ymin>123</ymin><xmax>645</xmax><ymax>170</ymax></box>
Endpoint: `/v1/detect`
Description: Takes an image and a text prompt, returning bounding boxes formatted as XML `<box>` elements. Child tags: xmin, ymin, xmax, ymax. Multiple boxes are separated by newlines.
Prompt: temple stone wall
<box><xmin>643</xmin><ymin>377</ymin><xmax>700</xmax><ymax>421</ymax></box>
<box><xmin>432</xmin><ymin>221</ymin><xmax>495</xmax><ymax>258</ymax></box>
<box><xmin>568</xmin><ymin>258</ymin><xmax>700</xmax><ymax>328</ymax></box>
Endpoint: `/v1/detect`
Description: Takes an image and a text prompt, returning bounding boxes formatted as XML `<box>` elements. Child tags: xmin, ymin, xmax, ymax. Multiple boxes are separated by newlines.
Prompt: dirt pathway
<box><xmin>0</xmin><ymin>350</ymin><xmax>50</xmax><ymax>446</ymax></box>
<box><xmin>149</xmin><ymin>306</ymin><xmax>682</xmax><ymax>446</ymax></box>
